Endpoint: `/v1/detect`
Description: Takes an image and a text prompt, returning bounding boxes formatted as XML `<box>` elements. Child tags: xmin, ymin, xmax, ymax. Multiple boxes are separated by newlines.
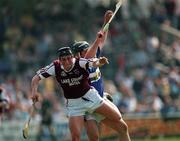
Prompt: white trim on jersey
<box><xmin>89</xmin><ymin>67</ymin><xmax>100</xmax><ymax>78</ymax></box>
<box><xmin>36</xmin><ymin>63</ymin><xmax>55</xmax><ymax>79</ymax></box>
<box><xmin>79</xmin><ymin>58</ymin><xmax>98</xmax><ymax>69</ymax></box>
<box><xmin>36</xmin><ymin>57</ymin><xmax>98</xmax><ymax>79</ymax></box>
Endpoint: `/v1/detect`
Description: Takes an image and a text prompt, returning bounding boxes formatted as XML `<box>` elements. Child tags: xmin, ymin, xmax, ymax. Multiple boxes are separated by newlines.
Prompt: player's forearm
<box><xmin>85</xmin><ymin>38</ymin><xmax>100</xmax><ymax>59</ymax></box>
<box><xmin>85</xmin><ymin>30</ymin><xmax>107</xmax><ymax>58</ymax></box>
<box><xmin>31</xmin><ymin>75</ymin><xmax>41</xmax><ymax>96</ymax></box>
<box><xmin>99</xmin><ymin>31</ymin><xmax>108</xmax><ymax>48</ymax></box>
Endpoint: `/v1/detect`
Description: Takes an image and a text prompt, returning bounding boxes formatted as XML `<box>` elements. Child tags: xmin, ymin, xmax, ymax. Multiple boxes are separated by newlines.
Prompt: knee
<box><xmin>88</xmin><ymin>134</ymin><xmax>99</xmax><ymax>141</ymax></box>
<box><xmin>86</xmin><ymin>129</ymin><xmax>99</xmax><ymax>141</ymax></box>
<box><xmin>71</xmin><ymin>132</ymin><xmax>81</xmax><ymax>141</ymax></box>
<box><xmin>119</xmin><ymin>119</ymin><xmax>129</xmax><ymax>133</ymax></box>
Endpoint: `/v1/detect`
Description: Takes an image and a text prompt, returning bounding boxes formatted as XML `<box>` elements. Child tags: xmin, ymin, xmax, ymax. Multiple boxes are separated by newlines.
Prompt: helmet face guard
<box><xmin>58</xmin><ymin>47</ymin><xmax>73</xmax><ymax>57</ymax></box>
<box><xmin>72</xmin><ymin>41</ymin><xmax>89</xmax><ymax>54</ymax></box>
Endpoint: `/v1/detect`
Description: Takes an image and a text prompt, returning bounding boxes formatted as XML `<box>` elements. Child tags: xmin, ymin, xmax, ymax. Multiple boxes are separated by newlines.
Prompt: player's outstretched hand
<box><xmin>99</xmin><ymin>57</ymin><xmax>109</xmax><ymax>65</ymax></box>
<box><xmin>31</xmin><ymin>94</ymin><xmax>39</xmax><ymax>103</ymax></box>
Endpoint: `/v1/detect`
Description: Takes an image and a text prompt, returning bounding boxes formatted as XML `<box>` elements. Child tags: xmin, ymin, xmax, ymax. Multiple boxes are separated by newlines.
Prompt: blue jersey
<box><xmin>88</xmin><ymin>47</ymin><xmax>104</xmax><ymax>97</ymax></box>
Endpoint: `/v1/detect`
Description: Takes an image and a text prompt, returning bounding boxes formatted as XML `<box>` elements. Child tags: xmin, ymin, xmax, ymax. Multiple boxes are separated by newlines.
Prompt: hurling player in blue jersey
<box><xmin>72</xmin><ymin>10</ymin><xmax>112</xmax><ymax>98</ymax></box>
<box><xmin>31</xmin><ymin>47</ymin><xmax>131</xmax><ymax>141</ymax></box>
<box><xmin>71</xmin><ymin>11</ymin><xmax>131</xmax><ymax>141</ymax></box>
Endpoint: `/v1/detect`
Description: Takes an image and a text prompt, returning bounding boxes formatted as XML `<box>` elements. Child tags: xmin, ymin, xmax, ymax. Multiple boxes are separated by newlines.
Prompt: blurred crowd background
<box><xmin>0</xmin><ymin>0</ymin><xmax>180</xmax><ymax>133</ymax></box>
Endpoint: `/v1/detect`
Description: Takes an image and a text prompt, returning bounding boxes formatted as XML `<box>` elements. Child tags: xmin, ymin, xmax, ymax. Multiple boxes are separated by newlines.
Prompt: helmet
<box><xmin>72</xmin><ymin>41</ymin><xmax>89</xmax><ymax>54</ymax></box>
<box><xmin>58</xmin><ymin>47</ymin><xmax>73</xmax><ymax>57</ymax></box>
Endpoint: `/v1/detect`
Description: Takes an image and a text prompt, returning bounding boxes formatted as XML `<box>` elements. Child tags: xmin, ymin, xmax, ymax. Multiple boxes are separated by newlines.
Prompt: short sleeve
<box><xmin>36</xmin><ymin>63</ymin><xmax>55</xmax><ymax>79</ymax></box>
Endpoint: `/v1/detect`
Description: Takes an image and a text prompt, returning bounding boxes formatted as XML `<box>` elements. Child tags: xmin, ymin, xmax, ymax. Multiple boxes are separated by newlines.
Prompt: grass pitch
<box><xmin>134</xmin><ymin>137</ymin><xmax>180</xmax><ymax>141</ymax></box>
<box><xmin>102</xmin><ymin>136</ymin><xmax>180</xmax><ymax>141</ymax></box>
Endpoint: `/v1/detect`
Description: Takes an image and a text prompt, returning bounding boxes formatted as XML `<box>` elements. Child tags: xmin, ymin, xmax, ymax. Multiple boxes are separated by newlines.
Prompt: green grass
<box><xmin>134</xmin><ymin>137</ymin><xmax>180</xmax><ymax>141</ymax></box>
<box><xmin>102</xmin><ymin>136</ymin><xmax>180</xmax><ymax>141</ymax></box>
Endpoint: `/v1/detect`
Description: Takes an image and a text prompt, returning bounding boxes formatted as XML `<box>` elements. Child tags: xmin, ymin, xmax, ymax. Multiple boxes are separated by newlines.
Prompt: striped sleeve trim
<box><xmin>36</xmin><ymin>63</ymin><xmax>55</xmax><ymax>79</ymax></box>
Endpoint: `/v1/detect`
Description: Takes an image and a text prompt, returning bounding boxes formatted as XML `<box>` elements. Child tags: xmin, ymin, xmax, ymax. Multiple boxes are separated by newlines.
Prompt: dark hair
<box><xmin>58</xmin><ymin>47</ymin><xmax>73</xmax><ymax>57</ymax></box>
<box><xmin>71</xmin><ymin>41</ymin><xmax>89</xmax><ymax>54</ymax></box>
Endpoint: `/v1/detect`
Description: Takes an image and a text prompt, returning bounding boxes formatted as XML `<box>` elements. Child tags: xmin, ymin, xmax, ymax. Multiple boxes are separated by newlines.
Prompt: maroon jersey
<box><xmin>53</xmin><ymin>59</ymin><xmax>91</xmax><ymax>99</ymax></box>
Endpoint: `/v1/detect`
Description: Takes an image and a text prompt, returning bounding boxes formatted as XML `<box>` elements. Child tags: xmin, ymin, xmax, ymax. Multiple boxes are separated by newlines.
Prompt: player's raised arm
<box><xmin>99</xmin><ymin>10</ymin><xmax>113</xmax><ymax>48</ymax></box>
<box><xmin>85</xmin><ymin>10</ymin><xmax>113</xmax><ymax>59</ymax></box>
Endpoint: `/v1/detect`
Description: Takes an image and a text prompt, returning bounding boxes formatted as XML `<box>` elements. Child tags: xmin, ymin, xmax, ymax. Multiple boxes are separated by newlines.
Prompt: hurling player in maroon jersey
<box><xmin>31</xmin><ymin>47</ymin><xmax>131</xmax><ymax>141</ymax></box>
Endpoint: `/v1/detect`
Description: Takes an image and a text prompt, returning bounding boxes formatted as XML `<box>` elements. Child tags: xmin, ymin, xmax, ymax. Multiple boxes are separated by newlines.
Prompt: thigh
<box><xmin>94</xmin><ymin>100</ymin><xmax>122</xmax><ymax>121</ymax></box>
<box><xmin>101</xmin><ymin>118</ymin><xmax>125</xmax><ymax>132</ymax></box>
<box><xmin>69</xmin><ymin>116</ymin><xmax>85</xmax><ymax>135</ymax></box>
<box><xmin>104</xmin><ymin>95</ymin><xmax>117</xmax><ymax>110</ymax></box>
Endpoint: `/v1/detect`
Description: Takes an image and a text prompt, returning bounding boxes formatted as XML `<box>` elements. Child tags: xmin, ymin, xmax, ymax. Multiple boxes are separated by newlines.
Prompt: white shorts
<box><xmin>84</xmin><ymin>93</ymin><xmax>113</xmax><ymax>122</ymax></box>
<box><xmin>65</xmin><ymin>88</ymin><xmax>103</xmax><ymax>117</ymax></box>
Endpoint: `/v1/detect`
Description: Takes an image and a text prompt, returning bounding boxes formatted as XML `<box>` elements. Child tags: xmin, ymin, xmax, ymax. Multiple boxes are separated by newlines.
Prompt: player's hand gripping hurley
<box><xmin>22</xmin><ymin>102</ymin><xmax>36</xmax><ymax>139</ymax></box>
<box><xmin>103</xmin><ymin>0</ymin><xmax>125</xmax><ymax>32</ymax></box>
